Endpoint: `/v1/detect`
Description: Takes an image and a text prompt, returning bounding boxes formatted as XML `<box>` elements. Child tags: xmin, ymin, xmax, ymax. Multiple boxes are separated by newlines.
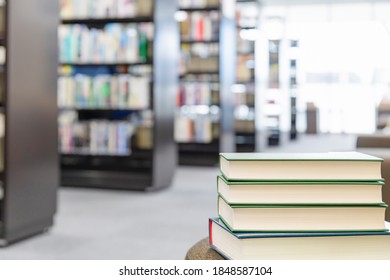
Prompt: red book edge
<box><xmin>209</xmin><ymin>219</ymin><xmax>213</xmax><ymax>246</ymax></box>
<box><xmin>197</xmin><ymin>16</ymin><xmax>204</xmax><ymax>41</ymax></box>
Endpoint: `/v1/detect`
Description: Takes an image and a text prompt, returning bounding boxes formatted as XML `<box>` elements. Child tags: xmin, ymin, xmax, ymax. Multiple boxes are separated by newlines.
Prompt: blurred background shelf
<box><xmin>58</xmin><ymin>0</ymin><xmax>178</xmax><ymax>190</ymax></box>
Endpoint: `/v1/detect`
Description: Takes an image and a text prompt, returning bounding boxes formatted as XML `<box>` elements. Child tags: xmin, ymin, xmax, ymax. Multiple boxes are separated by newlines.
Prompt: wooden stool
<box><xmin>184</xmin><ymin>237</ymin><xmax>225</xmax><ymax>260</ymax></box>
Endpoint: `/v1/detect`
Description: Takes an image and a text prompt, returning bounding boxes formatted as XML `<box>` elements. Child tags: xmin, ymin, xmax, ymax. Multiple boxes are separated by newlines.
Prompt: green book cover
<box><xmin>218</xmin><ymin>174</ymin><xmax>385</xmax><ymax>185</ymax></box>
<box><xmin>217</xmin><ymin>196</ymin><xmax>387</xmax><ymax>232</ymax></box>
<box><xmin>217</xmin><ymin>174</ymin><xmax>385</xmax><ymax>205</ymax></box>
<box><xmin>209</xmin><ymin>218</ymin><xmax>390</xmax><ymax>260</ymax></box>
<box><xmin>210</xmin><ymin>217</ymin><xmax>390</xmax><ymax>239</ymax></box>
<box><xmin>218</xmin><ymin>193</ymin><xmax>388</xmax><ymax>208</ymax></box>
<box><xmin>219</xmin><ymin>152</ymin><xmax>384</xmax><ymax>162</ymax></box>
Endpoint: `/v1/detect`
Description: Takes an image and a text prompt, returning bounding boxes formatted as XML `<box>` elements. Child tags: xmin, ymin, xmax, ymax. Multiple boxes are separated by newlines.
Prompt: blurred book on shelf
<box><xmin>134</xmin><ymin>124</ymin><xmax>153</xmax><ymax>150</ymax></box>
<box><xmin>60</xmin><ymin>0</ymin><xmax>153</xmax><ymax>19</ymax></box>
<box><xmin>178</xmin><ymin>0</ymin><xmax>219</xmax><ymax>9</ymax></box>
<box><xmin>236</xmin><ymin>54</ymin><xmax>254</xmax><ymax>82</ymax></box>
<box><xmin>59</xmin><ymin>109</ymin><xmax>153</xmax><ymax>156</ymax></box>
<box><xmin>58</xmin><ymin>23</ymin><xmax>153</xmax><ymax>64</ymax></box>
<box><xmin>177</xmin><ymin>82</ymin><xmax>216</xmax><ymax>106</ymax></box>
<box><xmin>58</xmin><ymin>73</ymin><xmax>151</xmax><ymax>110</ymax></box>
<box><xmin>179</xmin><ymin>11</ymin><xmax>219</xmax><ymax>41</ymax></box>
<box><xmin>174</xmin><ymin>114</ymin><xmax>214</xmax><ymax>144</ymax></box>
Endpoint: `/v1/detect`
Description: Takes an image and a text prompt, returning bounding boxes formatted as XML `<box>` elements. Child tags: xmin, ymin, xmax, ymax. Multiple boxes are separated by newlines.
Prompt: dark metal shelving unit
<box><xmin>234</xmin><ymin>0</ymin><xmax>259</xmax><ymax>152</ymax></box>
<box><xmin>177</xmin><ymin>0</ymin><xmax>236</xmax><ymax>165</ymax></box>
<box><xmin>60</xmin><ymin>0</ymin><xmax>178</xmax><ymax>191</ymax></box>
<box><xmin>0</xmin><ymin>0</ymin><xmax>58</xmax><ymax>245</ymax></box>
<box><xmin>61</xmin><ymin>17</ymin><xmax>153</xmax><ymax>25</ymax></box>
<box><xmin>60</xmin><ymin>61</ymin><xmax>153</xmax><ymax>67</ymax></box>
<box><xmin>180</xmin><ymin>39</ymin><xmax>219</xmax><ymax>44</ymax></box>
<box><xmin>179</xmin><ymin>7</ymin><xmax>220</xmax><ymax>12</ymax></box>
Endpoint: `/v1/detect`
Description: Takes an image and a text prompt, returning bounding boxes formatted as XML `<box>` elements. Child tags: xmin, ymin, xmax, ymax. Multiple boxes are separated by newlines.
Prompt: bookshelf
<box><xmin>265</xmin><ymin>39</ymin><xmax>282</xmax><ymax>146</ymax></box>
<box><xmin>377</xmin><ymin>104</ymin><xmax>390</xmax><ymax>131</ymax></box>
<box><xmin>234</xmin><ymin>0</ymin><xmax>259</xmax><ymax>152</ymax></box>
<box><xmin>260</xmin><ymin>35</ymin><xmax>292</xmax><ymax>146</ymax></box>
<box><xmin>175</xmin><ymin>0</ymin><xmax>235</xmax><ymax>165</ymax></box>
<box><xmin>58</xmin><ymin>0</ymin><xmax>178</xmax><ymax>190</ymax></box>
<box><xmin>0</xmin><ymin>0</ymin><xmax>58</xmax><ymax>245</ymax></box>
<box><xmin>289</xmin><ymin>39</ymin><xmax>299</xmax><ymax>140</ymax></box>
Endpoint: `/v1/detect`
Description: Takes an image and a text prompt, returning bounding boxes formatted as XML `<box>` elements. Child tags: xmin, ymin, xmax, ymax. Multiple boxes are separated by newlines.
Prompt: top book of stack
<box><xmin>219</xmin><ymin>152</ymin><xmax>383</xmax><ymax>181</ymax></box>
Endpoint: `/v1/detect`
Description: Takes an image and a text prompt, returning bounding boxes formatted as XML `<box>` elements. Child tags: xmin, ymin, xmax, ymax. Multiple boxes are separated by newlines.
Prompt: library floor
<box><xmin>0</xmin><ymin>133</ymin><xmax>357</xmax><ymax>259</ymax></box>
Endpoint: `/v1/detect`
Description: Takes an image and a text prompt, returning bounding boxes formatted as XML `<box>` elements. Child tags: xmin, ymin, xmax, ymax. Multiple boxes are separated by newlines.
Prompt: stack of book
<box><xmin>209</xmin><ymin>152</ymin><xmax>390</xmax><ymax>259</ymax></box>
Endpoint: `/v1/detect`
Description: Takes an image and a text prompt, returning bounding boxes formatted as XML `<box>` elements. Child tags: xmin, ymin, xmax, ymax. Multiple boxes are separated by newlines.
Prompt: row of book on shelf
<box><xmin>236</xmin><ymin>54</ymin><xmax>255</xmax><ymax>82</ymax></box>
<box><xmin>179</xmin><ymin>0</ymin><xmax>220</xmax><ymax>8</ymax></box>
<box><xmin>174</xmin><ymin>114</ymin><xmax>216</xmax><ymax>143</ymax></box>
<box><xmin>181</xmin><ymin>42</ymin><xmax>219</xmax><ymax>57</ymax></box>
<box><xmin>209</xmin><ymin>152</ymin><xmax>390</xmax><ymax>259</ymax></box>
<box><xmin>60</xmin><ymin>120</ymin><xmax>134</xmax><ymax>155</ymax></box>
<box><xmin>59</xmin><ymin>23</ymin><xmax>152</xmax><ymax>64</ymax></box>
<box><xmin>58</xmin><ymin>74</ymin><xmax>150</xmax><ymax>109</ymax></box>
<box><xmin>60</xmin><ymin>0</ymin><xmax>153</xmax><ymax>19</ymax></box>
<box><xmin>234</xmin><ymin>84</ymin><xmax>255</xmax><ymax>105</ymax></box>
<box><xmin>236</xmin><ymin>0</ymin><xmax>258</xmax><ymax>29</ymax></box>
<box><xmin>59</xmin><ymin>116</ymin><xmax>154</xmax><ymax>156</ymax></box>
<box><xmin>182</xmin><ymin>56</ymin><xmax>219</xmax><ymax>74</ymax></box>
<box><xmin>177</xmin><ymin>82</ymin><xmax>218</xmax><ymax>106</ymax></box>
<box><xmin>179</xmin><ymin>11</ymin><xmax>219</xmax><ymax>42</ymax></box>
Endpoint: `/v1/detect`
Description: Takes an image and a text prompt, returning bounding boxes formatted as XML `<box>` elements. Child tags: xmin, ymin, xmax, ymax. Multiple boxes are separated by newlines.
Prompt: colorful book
<box><xmin>217</xmin><ymin>175</ymin><xmax>385</xmax><ymax>205</ymax></box>
<box><xmin>218</xmin><ymin>196</ymin><xmax>387</xmax><ymax>232</ymax></box>
<box><xmin>209</xmin><ymin>217</ymin><xmax>390</xmax><ymax>260</ymax></box>
<box><xmin>219</xmin><ymin>152</ymin><xmax>383</xmax><ymax>181</ymax></box>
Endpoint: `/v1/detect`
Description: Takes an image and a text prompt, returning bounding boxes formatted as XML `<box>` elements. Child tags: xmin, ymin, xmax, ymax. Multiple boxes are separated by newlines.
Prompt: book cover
<box><xmin>219</xmin><ymin>152</ymin><xmax>383</xmax><ymax>181</ymax></box>
<box><xmin>217</xmin><ymin>175</ymin><xmax>385</xmax><ymax>204</ymax></box>
<box><xmin>218</xmin><ymin>196</ymin><xmax>388</xmax><ymax>232</ymax></box>
<box><xmin>209</xmin><ymin>217</ymin><xmax>390</xmax><ymax>260</ymax></box>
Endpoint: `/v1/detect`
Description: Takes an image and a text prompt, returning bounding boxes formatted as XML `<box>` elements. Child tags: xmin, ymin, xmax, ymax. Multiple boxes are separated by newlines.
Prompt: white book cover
<box><xmin>125</xmin><ymin>25</ymin><xmax>139</xmax><ymax>62</ymax></box>
<box><xmin>175</xmin><ymin>117</ymin><xmax>192</xmax><ymax>142</ymax></box>
<box><xmin>89</xmin><ymin>121</ymin><xmax>98</xmax><ymax>154</ymax></box>
<box><xmin>117</xmin><ymin>75</ymin><xmax>128</xmax><ymax>108</ymax></box>
<box><xmin>204</xmin><ymin>15</ymin><xmax>212</xmax><ymax>40</ymax></box>
<box><xmin>191</xmin><ymin>12</ymin><xmax>200</xmax><ymax>40</ymax></box>
<box><xmin>57</xmin><ymin>76</ymin><xmax>66</xmax><ymax>107</ymax></box>
<box><xmin>110</xmin><ymin>76</ymin><xmax>119</xmax><ymax>107</ymax></box>
<box><xmin>79</xmin><ymin>25</ymin><xmax>90</xmax><ymax>63</ymax></box>
<box><xmin>70</xmin><ymin>25</ymin><xmax>80</xmax><ymax>62</ymax></box>
<box><xmin>108</xmin><ymin>123</ymin><xmax>117</xmax><ymax>154</ymax></box>
<box><xmin>83</xmin><ymin>76</ymin><xmax>92</xmax><ymax>107</ymax></box>
<box><xmin>108</xmin><ymin>0</ymin><xmax>118</xmax><ymax>17</ymax></box>
<box><xmin>200</xmin><ymin>83</ymin><xmax>210</xmax><ymax>105</ymax></box>
<box><xmin>67</xmin><ymin>77</ymin><xmax>75</xmax><ymax>107</ymax></box>
<box><xmin>60</xmin><ymin>0</ymin><xmax>72</xmax><ymax>19</ymax></box>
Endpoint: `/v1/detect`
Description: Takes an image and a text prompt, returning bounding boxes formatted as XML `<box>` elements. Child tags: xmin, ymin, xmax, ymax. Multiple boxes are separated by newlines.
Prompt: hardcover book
<box><xmin>218</xmin><ymin>196</ymin><xmax>387</xmax><ymax>232</ymax></box>
<box><xmin>217</xmin><ymin>175</ymin><xmax>384</xmax><ymax>204</ymax></box>
<box><xmin>209</xmin><ymin>217</ymin><xmax>390</xmax><ymax>260</ymax></box>
<box><xmin>219</xmin><ymin>152</ymin><xmax>383</xmax><ymax>181</ymax></box>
